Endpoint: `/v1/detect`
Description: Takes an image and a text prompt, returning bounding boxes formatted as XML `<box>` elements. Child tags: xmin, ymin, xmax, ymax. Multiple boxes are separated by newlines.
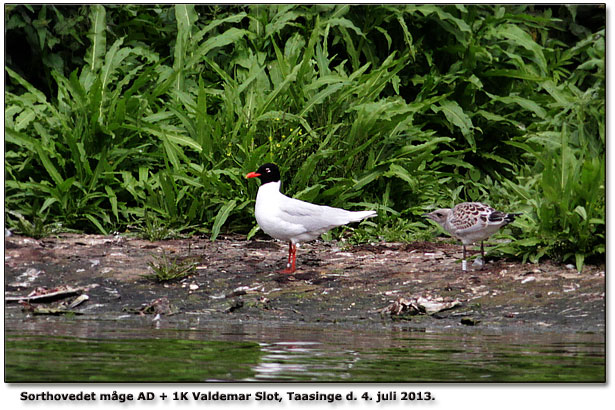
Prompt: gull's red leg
<box><xmin>290</xmin><ymin>243</ymin><xmax>296</xmax><ymax>272</ymax></box>
<box><xmin>279</xmin><ymin>242</ymin><xmax>297</xmax><ymax>274</ymax></box>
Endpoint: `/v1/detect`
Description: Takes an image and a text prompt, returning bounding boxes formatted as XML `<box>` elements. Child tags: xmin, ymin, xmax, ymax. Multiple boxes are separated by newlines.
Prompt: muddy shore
<box><xmin>4</xmin><ymin>233</ymin><xmax>605</xmax><ymax>334</ymax></box>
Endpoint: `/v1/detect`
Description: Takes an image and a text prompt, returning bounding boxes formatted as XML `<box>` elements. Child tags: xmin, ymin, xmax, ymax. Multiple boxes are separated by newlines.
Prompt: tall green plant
<box><xmin>5</xmin><ymin>5</ymin><xmax>162</xmax><ymax>233</ymax></box>
<box><xmin>4</xmin><ymin>4</ymin><xmax>605</xmax><ymax>270</ymax></box>
<box><xmin>495</xmin><ymin>26</ymin><xmax>605</xmax><ymax>271</ymax></box>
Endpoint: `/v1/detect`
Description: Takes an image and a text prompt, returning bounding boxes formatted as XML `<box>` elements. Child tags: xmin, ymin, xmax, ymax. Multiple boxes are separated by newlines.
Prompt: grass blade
<box><xmin>211</xmin><ymin>199</ymin><xmax>237</xmax><ymax>241</ymax></box>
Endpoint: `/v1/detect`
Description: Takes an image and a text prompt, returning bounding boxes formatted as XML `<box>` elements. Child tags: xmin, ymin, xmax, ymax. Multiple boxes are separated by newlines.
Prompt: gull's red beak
<box><xmin>245</xmin><ymin>171</ymin><xmax>261</xmax><ymax>179</ymax></box>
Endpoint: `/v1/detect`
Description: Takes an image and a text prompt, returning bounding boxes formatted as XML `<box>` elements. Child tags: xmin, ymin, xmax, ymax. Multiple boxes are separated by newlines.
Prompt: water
<box><xmin>4</xmin><ymin>316</ymin><xmax>605</xmax><ymax>382</ymax></box>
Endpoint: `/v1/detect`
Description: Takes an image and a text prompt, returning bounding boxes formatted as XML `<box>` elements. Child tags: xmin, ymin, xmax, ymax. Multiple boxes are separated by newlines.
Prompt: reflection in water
<box><xmin>250</xmin><ymin>341</ymin><xmax>360</xmax><ymax>381</ymax></box>
<box><xmin>4</xmin><ymin>315</ymin><xmax>605</xmax><ymax>382</ymax></box>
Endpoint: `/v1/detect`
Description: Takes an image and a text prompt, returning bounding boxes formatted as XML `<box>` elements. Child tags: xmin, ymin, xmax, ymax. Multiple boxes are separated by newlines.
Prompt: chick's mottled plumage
<box><xmin>423</xmin><ymin>202</ymin><xmax>520</xmax><ymax>269</ymax></box>
<box><xmin>426</xmin><ymin>202</ymin><xmax>518</xmax><ymax>245</ymax></box>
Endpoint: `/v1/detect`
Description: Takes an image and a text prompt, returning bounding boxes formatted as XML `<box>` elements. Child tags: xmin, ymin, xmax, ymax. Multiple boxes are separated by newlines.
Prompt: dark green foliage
<box><xmin>4</xmin><ymin>5</ymin><xmax>605</xmax><ymax>270</ymax></box>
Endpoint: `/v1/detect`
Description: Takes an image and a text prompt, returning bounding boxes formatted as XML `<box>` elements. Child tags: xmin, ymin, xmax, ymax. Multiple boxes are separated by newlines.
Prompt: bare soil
<box><xmin>4</xmin><ymin>233</ymin><xmax>605</xmax><ymax>334</ymax></box>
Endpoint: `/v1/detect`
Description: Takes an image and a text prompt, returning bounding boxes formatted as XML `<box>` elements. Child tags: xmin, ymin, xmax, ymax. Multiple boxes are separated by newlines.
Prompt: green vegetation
<box><xmin>4</xmin><ymin>5</ymin><xmax>605</xmax><ymax>270</ymax></box>
<box><xmin>144</xmin><ymin>252</ymin><xmax>197</xmax><ymax>283</ymax></box>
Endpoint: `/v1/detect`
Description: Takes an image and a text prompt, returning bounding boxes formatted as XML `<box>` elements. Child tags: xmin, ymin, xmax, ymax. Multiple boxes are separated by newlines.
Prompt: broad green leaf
<box><xmin>257</xmin><ymin>63</ymin><xmax>301</xmax><ymax>116</ymax></box>
<box><xmin>40</xmin><ymin>197</ymin><xmax>59</xmax><ymax>214</ymax></box>
<box><xmin>192</xmin><ymin>11</ymin><xmax>247</xmax><ymax>43</ymax></box>
<box><xmin>186</xmin><ymin>28</ymin><xmax>250</xmax><ymax>68</ymax></box>
<box><xmin>486</xmin><ymin>92</ymin><xmax>547</xmax><ymax>119</ymax></box>
<box><xmin>85</xmin><ymin>214</ymin><xmax>108</xmax><ymax>235</ymax></box>
<box><xmin>491</xmin><ymin>24</ymin><xmax>547</xmax><ymax>73</ymax></box>
<box><xmin>481</xmin><ymin>152</ymin><xmax>514</xmax><ymax>167</ymax></box>
<box><xmin>86</xmin><ymin>5</ymin><xmax>106</xmax><ymax>72</ymax></box>
<box><xmin>575</xmin><ymin>253</ymin><xmax>585</xmax><ymax>273</ymax></box>
<box><xmin>246</xmin><ymin>224</ymin><xmax>261</xmax><ymax>241</ymax></box>
<box><xmin>574</xmin><ymin>206</ymin><xmax>587</xmax><ymax>220</ymax></box>
<box><xmin>482</xmin><ymin>69</ymin><xmax>544</xmax><ymax>81</ymax></box>
<box><xmin>5</xmin><ymin>67</ymin><xmax>49</xmax><ymax>105</ymax></box>
<box><xmin>352</xmin><ymin>167</ymin><xmax>385</xmax><ymax>191</ymax></box>
<box><xmin>100</xmin><ymin>38</ymin><xmax>128</xmax><ymax>90</ymax></box>
<box><xmin>386</xmin><ymin>164</ymin><xmax>415</xmax><ymax>186</ymax></box>
<box><xmin>34</xmin><ymin>145</ymin><xmax>64</xmax><ymax>187</ymax></box>
<box><xmin>175</xmin><ymin>4</ymin><xmax>197</xmax><ymax>35</ymax></box>
<box><xmin>440</xmin><ymin>156</ymin><xmax>474</xmax><ymax>169</ymax></box>
<box><xmin>105</xmin><ymin>186</ymin><xmax>119</xmax><ymax>220</ymax></box>
<box><xmin>14</xmin><ymin>109</ymin><xmax>36</xmax><ymax>131</ymax></box>
<box><xmin>211</xmin><ymin>199</ymin><xmax>237</xmax><ymax>241</ymax></box>
<box><xmin>265</xmin><ymin>8</ymin><xmax>300</xmax><ymax>37</ymax></box>
<box><xmin>174</xmin><ymin>4</ymin><xmax>197</xmax><ymax>90</ymax></box>
<box><xmin>432</xmin><ymin>100</ymin><xmax>474</xmax><ymax>146</ymax></box>
<box><xmin>299</xmin><ymin>82</ymin><xmax>345</xmax><ymax>116</ymax></box>
<box><xmin>162</xmin><ymin>137</ymin><xmax>181</xmax><ymax>170</ymax></box>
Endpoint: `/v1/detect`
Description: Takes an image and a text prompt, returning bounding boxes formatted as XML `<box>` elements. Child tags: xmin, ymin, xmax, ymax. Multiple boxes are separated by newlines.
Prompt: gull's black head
<box><xmin>245</xmin><ymin>163</ymin><xmax>281</xmax><ymax>184</ymax></box>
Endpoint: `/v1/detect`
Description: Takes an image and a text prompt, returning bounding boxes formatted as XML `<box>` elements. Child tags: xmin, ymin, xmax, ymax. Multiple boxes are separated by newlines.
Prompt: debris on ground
<box><xmin>3</xmin><ymin>233</ymin><xmax>606</xmax><ymax>333</ymax></box>
<box><xmin>380</xmin><ymin>296</ymin><xmax>462</xmax><ymax>318</ymax></box>
<box><xmin>132</xmin><ymin>297</ymin><xmax>175</xmax><ymax>316</ymax></box>
<box><xmin>6</xmin><ymin>285</ymin><xmax>86</xmax><ymax>303</ymax></box>
<box><xmin>17</xmin><ymin>293</ymin><xmax>89</xmax><ymax>316</ymax></box>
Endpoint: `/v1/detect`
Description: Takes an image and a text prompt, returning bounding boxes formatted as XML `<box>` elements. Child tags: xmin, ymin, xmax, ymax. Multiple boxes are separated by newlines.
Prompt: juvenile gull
<box><xmin>246</xmin><ymin>163</ymin><xmax>377</xmax><ymax>274</ymax></box>
<box><xmin>422</xmin><ymin>202</ymin><xmax>520</xmax><ymax>271</ymax></box>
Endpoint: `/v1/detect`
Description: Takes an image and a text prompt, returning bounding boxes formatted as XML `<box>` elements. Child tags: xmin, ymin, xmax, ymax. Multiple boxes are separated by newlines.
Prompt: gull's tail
<box><xmin>489</xmin><ymin>211</ymin><xmax>521</xmax><ymax>225</ymax></box>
